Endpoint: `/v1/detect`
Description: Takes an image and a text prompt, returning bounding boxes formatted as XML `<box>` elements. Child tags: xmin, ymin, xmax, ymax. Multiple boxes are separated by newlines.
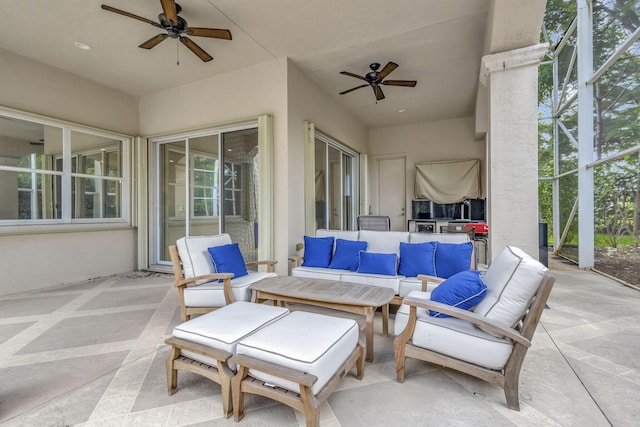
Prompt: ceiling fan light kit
<box><xmin>339</xmin><ymin>62</ymin><xmax>417</xmax><ymax>101</ymax></box>
<box><xmin>101</xmin><ymin>0</ymin><xmax>232</xmax><ymax>63</ymax></box>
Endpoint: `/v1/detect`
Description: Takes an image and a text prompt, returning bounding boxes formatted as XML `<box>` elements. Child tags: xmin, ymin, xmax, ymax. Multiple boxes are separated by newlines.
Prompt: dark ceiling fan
<box><xmin>101</xmin><ymin>0</ymin><xmax>232</xmax><ymax>62</ymax></box>
<box><xmin>339</xmin><ymin>62</ymin><xmax>417</xmax><ymax>101</ymax></box>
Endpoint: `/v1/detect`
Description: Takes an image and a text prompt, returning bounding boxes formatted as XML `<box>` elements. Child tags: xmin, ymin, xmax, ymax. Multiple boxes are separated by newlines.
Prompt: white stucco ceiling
<box><xmin>0</xmin><ymin>0</ymin><xmax>546</xmax><ymax>129</ymax></box>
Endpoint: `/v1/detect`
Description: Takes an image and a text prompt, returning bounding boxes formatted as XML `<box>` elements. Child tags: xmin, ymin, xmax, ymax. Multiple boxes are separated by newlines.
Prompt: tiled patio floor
<box><xmin>1</xmin><ymin>256</ymin><xmax>639</xmax><ymax>426</ymax></box>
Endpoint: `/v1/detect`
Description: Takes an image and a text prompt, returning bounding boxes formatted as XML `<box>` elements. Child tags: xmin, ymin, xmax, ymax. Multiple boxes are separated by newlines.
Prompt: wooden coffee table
<box><xmin>250</xmin><ymin>276</ymin><xmax>394</xmax><ymax>362</ymax></box>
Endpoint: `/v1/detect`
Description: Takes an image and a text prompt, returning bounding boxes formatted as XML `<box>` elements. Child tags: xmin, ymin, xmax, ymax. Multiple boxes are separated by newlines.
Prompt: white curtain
<box><xmin>415</xmin><ymin>159</ymin><xmax>482</xmax><ymax>203</ymax></box>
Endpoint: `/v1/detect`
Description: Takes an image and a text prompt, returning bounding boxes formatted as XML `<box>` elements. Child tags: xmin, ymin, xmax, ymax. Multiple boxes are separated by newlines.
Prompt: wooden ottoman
<box><xmin>231</xmin><ymin>311</ymin><xmax>365</xmax><ymax>427</ymax></box>
<box><xmin>165</xmin><ymin>301</ymin><xmax>289</xmax><ymax>417</ymax></box>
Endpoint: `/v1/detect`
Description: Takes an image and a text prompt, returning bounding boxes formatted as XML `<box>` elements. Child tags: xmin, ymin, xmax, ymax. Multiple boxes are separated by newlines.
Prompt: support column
<box><xmin>577</xmin><ymin>0</ymin><xmax>594</xmax><ymax>268</ymax></box>
<box><xmin>480</xmin><ymin>43</ymin><xmax>548</xmax><ymax>261</ymax></box>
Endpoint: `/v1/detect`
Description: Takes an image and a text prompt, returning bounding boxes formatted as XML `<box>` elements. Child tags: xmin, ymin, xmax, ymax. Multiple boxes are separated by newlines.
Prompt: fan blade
<box><xmin>339</xmin><ymin>84</ymin><xmax>369</xmax><ymax>95</ymax></box>
<box><xmin>160</xmin><ymin>0</ymin><xmax>178</xmax><ymax>25</ymax></box>
<box><xmin>374</xmin><ymin>85</ymin><xmax>385</xmax><ymax>101</ymax></box>
<box><xmin>139</xmin><ymin>34</ymin><xmax>169</xmax><ymax>49</ymax></box>
<box><xmin>378</xmin><ymin>62</ymin><xmax>398</xmax><ymax>79</ymax></box>
<box><xmin>180</xmin><ymin>37</ymin><xmax>213</xmax><ymax>62</ymax></box>
<box><xmin>382</xmin><ymin>80</ymin><xmax>417</xmax><ymax>87</ymax></box>
<box><xmin>101</xmin><ymin>5</ymin><xmax>158</xmax><ymax>26</ymax></box>
<box><xmin>187</xmin><ymin>27</ymin><xmax>232</xmax><ymax>40</ymax></box>
<box><xmin>340</xmin><ymin>71</ymin><xmax>367</xmax><ymax>81</ymax></box>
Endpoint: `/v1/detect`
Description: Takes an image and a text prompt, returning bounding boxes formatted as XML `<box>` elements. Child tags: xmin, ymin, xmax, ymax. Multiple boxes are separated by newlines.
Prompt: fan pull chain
<box><xmin>176</xmin><ymin>39</ymin><xmax>180</xmax><ymax>66</ymax></box>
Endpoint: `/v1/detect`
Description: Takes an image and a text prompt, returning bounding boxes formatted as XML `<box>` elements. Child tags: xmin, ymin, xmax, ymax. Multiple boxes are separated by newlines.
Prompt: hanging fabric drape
<box><xmin>415</xmin><ymin>159</ymin><xmax>482</xmax><ymax>203</ymax></box>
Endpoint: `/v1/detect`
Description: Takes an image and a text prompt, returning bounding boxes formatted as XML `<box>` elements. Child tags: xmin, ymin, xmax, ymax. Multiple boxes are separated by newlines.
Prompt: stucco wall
<box><xmin>286</xmin><ymin>59</ymin><xmax>368</xmax><ymax>259</ymax></box>
<box><xmin>0</xmin><ymin>49</ymin><xmax>140</xmax><ymax>296</ymax></box>
<box><xmin>0</xmin><ymin>48</ymin><xmax>138</xmax><ymax>135</ymax></box>
<box><xmin>1</xmin><ymin>229</ymin><xmax>136</xmax><ymax>295</ymax></box>
<box><xmin>368</xmin><ymin>117</ymin><xmax>485</xmax><ymax>219</ymax></box>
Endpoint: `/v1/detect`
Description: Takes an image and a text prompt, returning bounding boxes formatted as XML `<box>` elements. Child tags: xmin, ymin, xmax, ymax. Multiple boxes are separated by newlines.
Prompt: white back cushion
<box><xmin>409</xmin><ymin>233</ymin><xmax>469</xmax><ymax>244</ymax></box>
<box><xmin>315</xmin><ymin>229</ymin><xmax>360</xmax><ymax>253</ymax></box>
<box><xmin>176</xmin><ymin>234</ymin><xmax>233</xmax><ymax>280</ymax></box>
<box><xmin>359</xmin><ymin>230</ymin><xmax>409</xmax><ymax>256</ymax></box>
<box><xmin>474</xmin><ymin>246</ymin><xmax>546</xmax><ymax>328</ymax></box>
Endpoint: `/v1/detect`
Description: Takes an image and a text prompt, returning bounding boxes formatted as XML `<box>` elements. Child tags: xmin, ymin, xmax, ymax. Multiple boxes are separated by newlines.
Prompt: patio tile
<box><xmin>38</xmin><ymin>278</ymin><xmax>105</xmax><ymax>293</ymax></box>
<box><xmin>16</xmin><ymin>309</ymin><xmax>155</xmax><ymax>354</ymax></box>
<box><xmin>132</xmin><ymin>347</ymin><xmax>221</xmax><ymax>413</ymax></box>
<box><xmin>569</xmin><ymin>330</ymin><xmax>640</xmax><ymax>372</ymax></box>
<box><xmin>330</xmin><ymin>371</ymin><xmax>514</xmax><ymax>426</ymax></box>
<box><xmin>79</xmin><ymin>287</ymin><xmax>169</xmax><ymax>310</ymax></box>
<box><xmin>1</xmin><ymin>370</ymin><xmax>116</xmax><ymax>427</ymax></box>
<box><xmin>520</xmin><ymin>348</ymin><xmax>611</xmax><ymax>426</ymax></box>
<box><xmin>0</xmin><ymin>294</ymin><xmax>79</xmax><ymax>318</ymax></box>
<box><xmin>0</xmin><ymin>321</ymin><xmax>35</xmax><ymax>345</ymax></box>
<box><xmin>570</xmin><ymin>356</ymin><xmax>640</xmax><ymax>427</ymax></box>
<box><xmin>0</xmin><ymin>351</ymin><xmax>127</xmax><ymax>424</ymax></box>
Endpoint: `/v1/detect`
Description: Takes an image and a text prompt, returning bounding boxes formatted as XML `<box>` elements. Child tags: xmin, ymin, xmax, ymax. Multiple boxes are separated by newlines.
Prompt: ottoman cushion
<box><xmin>236</xmin><ymin>311</ymin><xmax>359</xmax><ymax>395</ymax></box>
<box><xmin>173</xmin><ymin>302</ymin><xmax>289</xmax><ymax>368</ymax></box>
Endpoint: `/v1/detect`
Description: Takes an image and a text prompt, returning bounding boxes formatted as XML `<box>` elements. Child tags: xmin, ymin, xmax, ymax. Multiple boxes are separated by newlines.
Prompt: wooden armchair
<box><xmin>394</xmin><ymin>246</ymin><xmax>555</xmax><ymax>410</ymax></box>
<box><xmin>170</xmin><ymin>234</ymin><xmax>277</xmax><ymax>321</ymax></box>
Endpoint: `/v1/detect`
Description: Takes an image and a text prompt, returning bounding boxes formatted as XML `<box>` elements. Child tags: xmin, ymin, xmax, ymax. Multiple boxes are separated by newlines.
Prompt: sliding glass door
<box><xmin>154</xmin><ymin>126</ymin><xmax>260</xmax><ymax>263</ymax></box>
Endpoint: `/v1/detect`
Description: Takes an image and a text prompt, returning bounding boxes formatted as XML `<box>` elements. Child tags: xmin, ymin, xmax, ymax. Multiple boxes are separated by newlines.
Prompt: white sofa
<box><xmin>290</xmin><ymin>229</ymin><xmax>473</xmax><ymax>305</ymax></box>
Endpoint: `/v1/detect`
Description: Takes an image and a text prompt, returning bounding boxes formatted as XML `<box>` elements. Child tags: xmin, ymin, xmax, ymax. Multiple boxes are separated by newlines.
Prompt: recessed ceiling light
<box><xmin>397</xmin><ymin>108</ymin><xmax>407</xmax><ymax>113</ymax></box>
<box><xmin>74</xmin><ymin>41</ymin><xmax>92</xmax><ymax>50</ymax></box>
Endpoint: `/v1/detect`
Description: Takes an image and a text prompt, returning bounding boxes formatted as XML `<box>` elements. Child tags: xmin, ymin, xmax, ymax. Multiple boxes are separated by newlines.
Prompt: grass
<box><xmin>550</xmin><ymin>233</ymin><xmax>639</xmax><ymax>247</ymax></box>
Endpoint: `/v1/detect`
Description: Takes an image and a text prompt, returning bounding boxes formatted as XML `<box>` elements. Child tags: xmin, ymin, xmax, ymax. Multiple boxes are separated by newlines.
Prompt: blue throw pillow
<box><xmin>434</xmin><ymin>241</ymin><xmax>474</xmax><ymax>279</ymax></box>
<box><xmin>397</xmin><ymin>241</ymin><xmax>437</xmax><ymax>277</ymax></box>
<box><xmin>329</xmin><ymin>239</ymin><xmax>368</xmax><ymax>271</ymax></box>
<box><xmin>357</xmin><ymin>252</ymin><xmax>397</xmax><ymax>276</ymax></box>
<box><xmin>429</xmin><ymin>270</ymin><xmax>487</xmax><ymax>318</ymax></box>
<box><xmin>302</xmin><ymin>236</ymin><xmax>334</xmax><ymax>268</ymax></box>
<box><xmin>207</xmin><ymin>243</ymin><xmax>248</xmax><ymax>280</ymax></box>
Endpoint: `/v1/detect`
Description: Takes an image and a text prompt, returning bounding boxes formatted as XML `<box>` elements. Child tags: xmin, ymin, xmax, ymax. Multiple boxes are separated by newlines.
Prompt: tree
<box><xmin>540</xmin><ymin>0</ymin><xmax>640</xmax><ymax>252</ymax></box>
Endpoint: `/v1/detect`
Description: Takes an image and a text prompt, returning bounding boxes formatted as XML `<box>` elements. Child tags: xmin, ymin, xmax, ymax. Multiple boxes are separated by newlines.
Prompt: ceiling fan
<box><xmin>101</xmin><ymin>0</ymin><xmax>232</xmax><ymax>63</ymax></box>
<box><xmin>339</xmin><ymin>62</ymin><xmax>417</xmax><ymax>101</ymax></box>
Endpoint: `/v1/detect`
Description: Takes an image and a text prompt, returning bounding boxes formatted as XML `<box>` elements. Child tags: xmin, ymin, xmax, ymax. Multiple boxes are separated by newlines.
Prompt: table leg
<box><xmin>364</xmin><ymin>307</ymin><xmax>374</xmax><ymax>362</ymax></box>
<box><xmin>382</xmin><ymin>304</ymin><xmax>389</xmax><ymax>337</ymax></box>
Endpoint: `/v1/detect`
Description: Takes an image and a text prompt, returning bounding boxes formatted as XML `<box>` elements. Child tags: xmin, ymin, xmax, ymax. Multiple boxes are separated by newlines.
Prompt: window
<box><xmin>0</xmin><ymin>110</ymin><xmax>129</xmax><ymax>225</ymax></box>
<box><xmin>314</xmin><ymin>132</ymin><xmax>358</xmax><ymax>230</ymax></box>
<box><xmin>192</xmin><ymin>154</ymin><xmax>219</xmax><ymax>218</ymax></box>
<box><xmin>224</xmin><ymin>162</ymin><xmax>242</xmax><ymax>216</ymax></box>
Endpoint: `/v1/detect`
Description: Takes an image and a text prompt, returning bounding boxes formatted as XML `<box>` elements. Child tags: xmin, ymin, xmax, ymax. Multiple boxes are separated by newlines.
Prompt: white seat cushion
<box><xmin>176</xmin><ymin>234</ymin><xmax>233</xmax><ymax>283</ymax></box>
<box><xmin>473</xmin><ymin>246</ymin><xmax>546</xmax><ymax>331</ymax></box>
<box><xmin>183</xmin><ymin>271</ymin><xmax>276</xmax><ymax>307</ymax></box>
<box><xmin>173</xmin><ymin>301</ymin><xmax>289</xmax><ymax>369</ymax></box>
<box><xmin>236</xmin><ymin>311</ymin><xmax>359</xmax><ymax>395</ymax></box>
<box><xmin>292</xmin><ymin>266</ymin><xmax>346</xmax><ymax>280</ymax></box>
<box><xmin>394</xmin><ymin>291</ymin><xmax>513</xmax><ymax>370</ymax></box>
<box><xmin>340</xmin><ymin>271</ymin><xmax>402</xmax><ymax>294</ymax></box>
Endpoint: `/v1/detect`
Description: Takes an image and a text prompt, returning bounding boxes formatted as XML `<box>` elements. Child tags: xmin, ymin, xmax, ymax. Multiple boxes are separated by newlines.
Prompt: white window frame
<box><xmin>0</xmin><ymin>107</ymin><xmax>132</xmax><ymax>228</ymax></box>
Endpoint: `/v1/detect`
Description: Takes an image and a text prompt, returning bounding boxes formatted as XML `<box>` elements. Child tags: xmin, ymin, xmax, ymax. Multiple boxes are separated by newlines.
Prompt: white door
<box><xmin>378</xmin><ymin>157</ymin><xmax>406</xmax><ymax>231</ymax></box>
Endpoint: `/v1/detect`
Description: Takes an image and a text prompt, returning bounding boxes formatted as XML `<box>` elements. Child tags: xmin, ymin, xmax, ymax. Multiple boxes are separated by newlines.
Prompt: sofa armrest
<box><xmin>288</xmin><ymin>255</ymin><xmax>303</xmax><ymax>268</ymax></box>
<box><xmin>416</xmin><ymin>274</ymin><xmax>445</xmax><ymax>291</ymax></box>
<box><xmin>176</xmin><ymin>273</ymin><xmax>234</xmax><ymax>288</ymax></box>
<box><xmin>176</xmin><ymin>273</ymin><xmax>236</xmax><ymax>305</ymax></box>
<box><xmin>246</xmin><ymin>260</ymin><xmax>278</xmax><ymax>272</ymax></box>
